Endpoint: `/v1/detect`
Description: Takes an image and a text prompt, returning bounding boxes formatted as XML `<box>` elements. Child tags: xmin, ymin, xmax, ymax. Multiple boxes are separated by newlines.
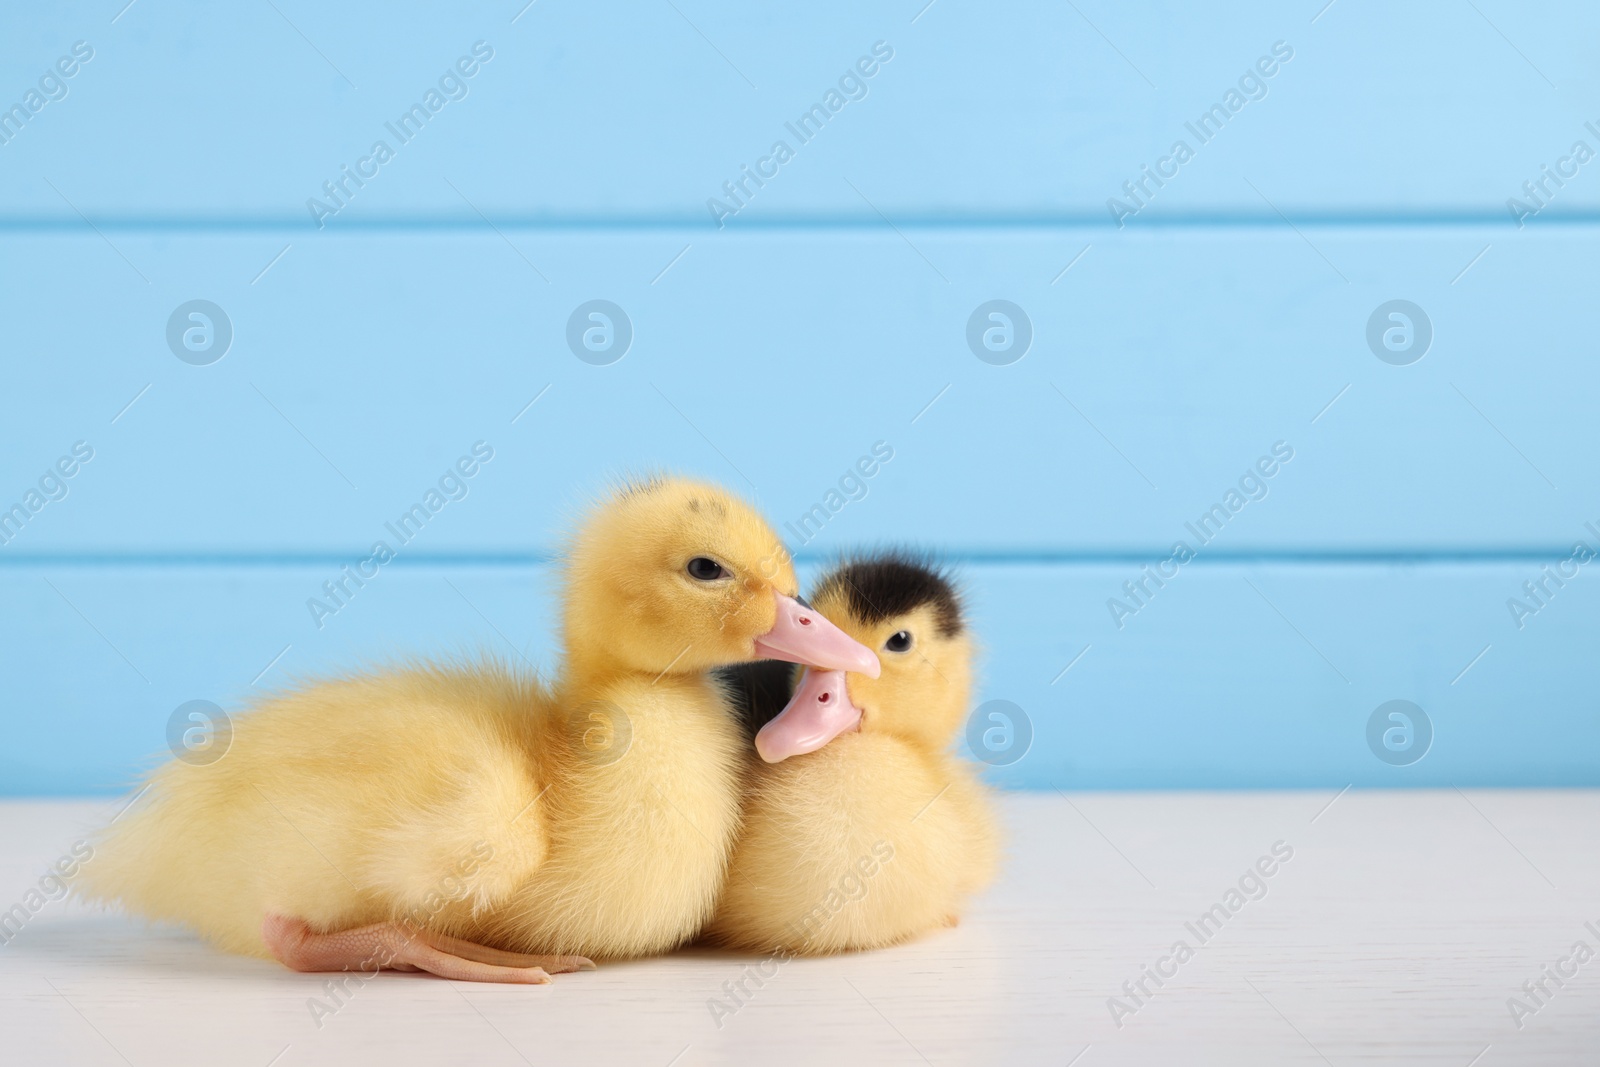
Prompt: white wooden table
<box><xmin>1</xmin><ymin>791</ymin><xmax>1594</xmax><ymax>1066</ymax></box>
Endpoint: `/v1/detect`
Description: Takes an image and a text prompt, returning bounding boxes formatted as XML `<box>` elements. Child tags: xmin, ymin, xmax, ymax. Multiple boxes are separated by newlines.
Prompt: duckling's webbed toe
<box><xmin>262</xmin><ymin>914</ymin><xmax>594</xmax><ymax>984</ymax></box>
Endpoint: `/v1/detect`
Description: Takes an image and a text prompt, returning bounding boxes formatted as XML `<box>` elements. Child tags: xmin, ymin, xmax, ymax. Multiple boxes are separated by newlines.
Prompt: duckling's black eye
<box><xmin>686</xmin><ymin>557</ymin><xmax>726</xmax><ymax>581</ymax></box>
<box><xmin>885</xmin><ymin>630</ymin><xmax>913</xmax><ymax>653</ymax></box>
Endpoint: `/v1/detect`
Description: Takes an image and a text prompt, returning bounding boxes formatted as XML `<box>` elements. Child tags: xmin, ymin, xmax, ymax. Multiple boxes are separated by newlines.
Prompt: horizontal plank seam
<box><xmin>0</xmin><ymin>549</ymin><xmax>1587</xmax><ymax>568</ymax></box>
<box><xmin>2</xmin><ymin>213</ymin><xmax>1600</xmax><ymax>233</ymax></box>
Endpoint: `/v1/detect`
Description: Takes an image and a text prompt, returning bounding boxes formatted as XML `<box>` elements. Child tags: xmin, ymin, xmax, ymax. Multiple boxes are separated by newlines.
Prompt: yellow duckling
<box><xmin>83</xmin><ymin>479</ymin><xmax>878</xmax><ymax>982</ymax></box>
<box><xmin>706</xmin><ymin>553</ymin><xmax>1000</xmax><ymax>954</ymax></box>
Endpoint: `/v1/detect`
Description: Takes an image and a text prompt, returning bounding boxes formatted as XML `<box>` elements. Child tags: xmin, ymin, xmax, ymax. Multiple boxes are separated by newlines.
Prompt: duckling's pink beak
<box><xmin>752</xmin><ymin>593</ymin><xmax>880</xmax><ymax>677</ymax></box>
<box><xmin>755</xmin><ymin>668</ymin><xmax>861</xmax><ymax>763</ymax></box>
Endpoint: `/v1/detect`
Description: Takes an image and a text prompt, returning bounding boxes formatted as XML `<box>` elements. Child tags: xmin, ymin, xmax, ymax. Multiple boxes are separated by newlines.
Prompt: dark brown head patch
<box><xmin>684</xmin><ymin>495</ymin><xmax>726</xmax><ymax>517</ymax></box>
<box><xmin>813</xmin><ymin>552</ymin><xmax>964</xmax><ymax>637</ymax></box>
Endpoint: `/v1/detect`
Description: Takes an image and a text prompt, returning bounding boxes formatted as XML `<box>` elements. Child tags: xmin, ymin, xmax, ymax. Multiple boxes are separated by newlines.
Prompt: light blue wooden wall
<box><xmin>2</xmin><ymin>1</ymin><xmax>1596</xmax><ymax>794</ymax></box>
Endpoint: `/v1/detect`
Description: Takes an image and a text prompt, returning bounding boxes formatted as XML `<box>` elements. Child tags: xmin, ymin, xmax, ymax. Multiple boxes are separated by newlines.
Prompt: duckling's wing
<box><xmin>80</xmin><ymin>662</ymin><xmax>554</xmax><ymax>958</ymax></box>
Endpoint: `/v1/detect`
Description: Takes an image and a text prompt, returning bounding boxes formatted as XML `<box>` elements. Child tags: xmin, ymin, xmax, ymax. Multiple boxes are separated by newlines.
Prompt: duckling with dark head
<box><xmin>709</xmin><ymin>551</ymin><xmax>1000</xmax><ymax>954</ymax></box>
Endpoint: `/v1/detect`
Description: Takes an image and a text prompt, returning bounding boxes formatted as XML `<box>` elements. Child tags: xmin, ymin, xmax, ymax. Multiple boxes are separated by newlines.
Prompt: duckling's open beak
<box><xmin>752</xmin><ymin>593</ymin><xmax>880</xmax><ymax>677</ymax></box>
<box><xmin>754</xmin><ymin>668</ymin><xmax>861</xmax><ymax>763</ymax></box>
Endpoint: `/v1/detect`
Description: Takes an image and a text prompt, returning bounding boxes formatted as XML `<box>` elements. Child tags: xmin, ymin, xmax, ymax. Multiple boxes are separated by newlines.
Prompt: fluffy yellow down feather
<box><xmin>707</xmin><ymin>559</ymin><xmax>1000</xmax><ymax>954</ymax></box>
<box><xmin>83</xmin><ymin>478</ymin><xmax>812</xmax><ymax>962</ymax></box>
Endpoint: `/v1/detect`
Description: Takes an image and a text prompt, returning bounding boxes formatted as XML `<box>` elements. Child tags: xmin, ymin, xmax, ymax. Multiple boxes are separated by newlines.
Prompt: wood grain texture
<box><xmin>1</xmin><ymin>793</ymin><xmax>1595</xmax><ymax>1065</ymax></box>
<box><xmin>2</xmin><ymin>1</ymin><xmax>1597</xmax><ymax>794</ymax></box>
<box><xmin>0</xmin><ymin>229</ymin><xmax>1593</xmax><ymax>554</ymax></box>
<box><xmin>0</xmin><ymin>2</ymin><xmax>1594</xmax><ymax>219</ymax></box>
<box><xmin>5</xmin><ymin>559</ymin><xmax>1597</xmax><ymax>794</ymax></box>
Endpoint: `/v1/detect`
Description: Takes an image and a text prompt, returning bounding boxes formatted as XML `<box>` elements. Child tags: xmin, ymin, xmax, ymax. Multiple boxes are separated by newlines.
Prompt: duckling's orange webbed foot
<box><xmin>262</xmin><ymin>914</ymin><xmax>595</xmax><ymax>984</ymax></box>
